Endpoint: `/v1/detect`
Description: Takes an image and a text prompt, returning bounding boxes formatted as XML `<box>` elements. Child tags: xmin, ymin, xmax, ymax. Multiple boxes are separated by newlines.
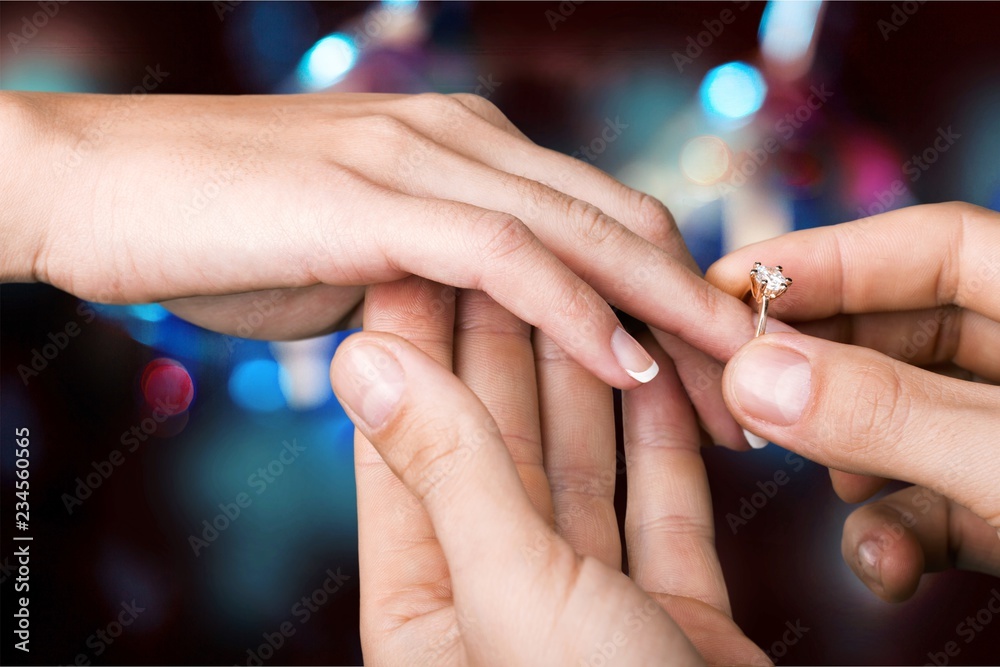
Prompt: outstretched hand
<box><xmin>3</xmin><ymin>90</ymin><xmax>762</xmax><ymax>403</ymax></box>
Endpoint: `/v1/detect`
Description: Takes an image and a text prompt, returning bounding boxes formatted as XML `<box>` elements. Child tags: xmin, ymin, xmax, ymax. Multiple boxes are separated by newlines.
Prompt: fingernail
<box><xmin>611</xmin><ymin>326</ymin><xmax>659</xmax><ymax>383</ymax></box>
<box><xmin>857</xmin><ymin>540</ymin><xmax>883</xmax><ymax>589</ymax></box>
<box><xmin>743</xmin><ymin>428</ymin><xmax>769</xmax><ymax>450</ymax></box>
<box><xmin>732</xmin><ymin>344</ymin><xmax>811</xmax><ymax>424</ymax></box>
<box><xmin>335</xmin><ymin>343</ymin><xmax>405</xmax><ymax>428</ymax></box>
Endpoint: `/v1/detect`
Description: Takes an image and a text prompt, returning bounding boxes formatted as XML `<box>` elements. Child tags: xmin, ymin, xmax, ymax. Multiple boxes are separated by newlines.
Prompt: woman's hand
<box><xmin>331</xmin><ymin>276</ymin><xmax>766</xmax><ymax>665</ymax></box>
<box><xmin>1</xmin><ymin>90</ymin><xmax>761</xmax><ymax>396</ymax></box>
<box><xmin>707</xmin><ymin>202</ymin><xmax>1000</xmax><ymax>601</ymax></box>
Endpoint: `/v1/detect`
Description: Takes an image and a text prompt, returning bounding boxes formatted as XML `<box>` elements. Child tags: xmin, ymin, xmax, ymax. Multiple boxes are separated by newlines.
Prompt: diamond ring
<box><xmin>749</xmin><ymin>262</ymin><xmax>792</xmax><ymax>337</ymax></box>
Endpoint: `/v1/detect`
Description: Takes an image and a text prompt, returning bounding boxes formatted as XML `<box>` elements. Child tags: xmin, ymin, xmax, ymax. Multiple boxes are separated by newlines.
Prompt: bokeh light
<box><xmin>759</xmin><ymin>0</ymin><xmax>823</xmax><ymax>66</ymax></box>
<box><xmin>680</xmin><ymin>135</ymin><xmax>732</xmax><ymax>185</ymax></box>
<box><xmin>699</xmin><ymin>61</ymin><xmax>768</xmax><ymax>120</ymax></box>
<box><xmin>297</xmin><ymin>33</ymin><xmax>358</xmax><ymax>90</ymax></box>
<box><xmin>228</xmin><ymin>359</ymin><xmax>286</xmax><ymax>412</ymax></box>
<box><xmin>382</xmin><ymin>0</ymin><xmax>419</xmax><ymax>12</ymax></box>
<box><xmin>141</xmin><ymin>358</ymin><xmax>194</xmax><ymax>415</ymax></box>
<box><xmin>128</xmin><ymin>303</ymin><xmax>170</xmax><ymax>322</ymax></box>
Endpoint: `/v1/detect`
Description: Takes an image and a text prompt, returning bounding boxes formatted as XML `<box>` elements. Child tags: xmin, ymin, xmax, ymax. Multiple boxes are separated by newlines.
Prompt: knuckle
<box><xmin>449</xmin><ymin>92</ymin><xmax>501</xmax><ymax>118</ymax></box>
<box><xmin>632</xmin><ymin>192</ymin><xmax>678</xmax><ymax>249</ymax></box>
<box><xmin>475</xmin><ymin>213</ymin><xmax>537</xmax><ymax>264</ymax></box>
<box><xmin>941</xmin><ymin>200</ymin><xmax>979</xmax><ymax>219</ymax></box>
<box><xmin>840</xmin><ymin>360</ymin><xmax>911</xmax><ymax>463</ymax></box>
<box><xmin>570</xmin><ymin>198</ymin><xmax>626</xmax><ymax>247</ymax></box>
<box><xmin>394</xmin><ymin>421</ymin><xmax>464</xmax><ymax>502</ymax></box>
<box><xmin>553</xmin><ymin>278</ymin><xmax>600</xmax><ymax>324</ymax></box>
<box><xmin>686</xmin><ymin>280</ymin><xmax>724</xmax><ymax>322</ymax></box>
<box><xmin>412</xmin><ymin>92</ymin><xmax>481</xmax><ymax>126</ymax></box>
<box><xmin>367</xmin><ymin>113</ymin><xmax>419</xmax><ymax>151</ymax></box>
<box><xmin>367</xmin><ymin>113</ymin><xmax>409</xmax><ymax>138</ymax></box>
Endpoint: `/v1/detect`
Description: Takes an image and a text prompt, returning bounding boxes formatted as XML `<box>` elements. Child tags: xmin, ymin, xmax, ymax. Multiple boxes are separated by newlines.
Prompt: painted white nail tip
<box><xmin>743</xmin><ymin>428</ymin><xmax>769</xmax><ymax>449</ymax></box>
<box><xmin>626</xmin><ymin>360</ymin><xmax>659</xmax><ymax>383</ymax></box>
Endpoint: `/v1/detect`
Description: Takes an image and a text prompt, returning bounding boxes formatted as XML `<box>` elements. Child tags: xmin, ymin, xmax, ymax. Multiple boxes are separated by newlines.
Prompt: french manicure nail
<box><xmin>611</xmin><ymin>326</ymin><xmax>659</xmax><ymax>383</ymax></box>
<box><xmin>743</xmin><ymin>428</ymin><xmax>769</xmax><ymax>450</ymax></box>
<box><xmin>336</xmin><ymin>343</ymin><xmax>405</xmax><ymax>428</ymax></box>
<box><xmin>733</xmin><ymin>344</ymin><xmax>811</xmax><ymax>424</ymax></box>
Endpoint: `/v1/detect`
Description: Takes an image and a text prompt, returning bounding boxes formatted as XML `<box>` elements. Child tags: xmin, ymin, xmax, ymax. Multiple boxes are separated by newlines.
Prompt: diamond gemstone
<box><xmin>753</xmin><ymin>264</ymin><xmax>788</xmax><ymax>298</ymax></box>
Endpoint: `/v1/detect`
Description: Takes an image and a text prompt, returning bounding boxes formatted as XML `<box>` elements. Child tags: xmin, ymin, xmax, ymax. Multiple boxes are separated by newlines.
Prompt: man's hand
<box><xmin>332</xmin><ymin>276</ymin><xmax>767</xmax><ymax>664</ymax></box>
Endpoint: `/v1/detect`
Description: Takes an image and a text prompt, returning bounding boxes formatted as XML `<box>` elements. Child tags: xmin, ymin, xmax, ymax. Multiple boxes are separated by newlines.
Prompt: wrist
<box><xmin>0</xmin><ymin>91</ymin><xmax>54</xmax><ymax>284</ymax></box>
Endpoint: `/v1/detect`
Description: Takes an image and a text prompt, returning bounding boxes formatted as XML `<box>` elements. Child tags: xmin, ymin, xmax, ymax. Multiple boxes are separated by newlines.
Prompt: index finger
<box><xmin>706</xmin><ymin>202</ymin><xmax>1000</xmax><ymax>321</ymax></box>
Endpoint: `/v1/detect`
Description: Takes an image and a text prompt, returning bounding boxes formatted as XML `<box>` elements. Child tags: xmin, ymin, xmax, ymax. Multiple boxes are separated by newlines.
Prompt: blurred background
<box><xmin>2</xmin><ymin>1</ymin><xmax>1000</xmax><ymax>664</ymax></box>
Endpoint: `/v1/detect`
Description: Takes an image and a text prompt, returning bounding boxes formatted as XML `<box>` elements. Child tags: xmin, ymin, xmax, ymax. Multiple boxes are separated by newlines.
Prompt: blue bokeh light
<box><xmin>759</xmin><ymin>0</ymin><xmax>823</xmax><ymax>65</ymax></box>
<box><xmin>128</xmin><ymin>303</ymin><xmax>171</xmax><ymax>322</ymax></box>
<box><xmin>699</xmin><ymin>61</ymin><xmax>768</xmax><ymax>121</ymax></box>
<box><xmin>297</xmin><ymin>33</ymin><xmax>358</xmax><ymax>90</ymax></box>
<box><xmin>228</xmin><ymin>359</ymin><xmax>286</xmax><ymax>412</ymax></box>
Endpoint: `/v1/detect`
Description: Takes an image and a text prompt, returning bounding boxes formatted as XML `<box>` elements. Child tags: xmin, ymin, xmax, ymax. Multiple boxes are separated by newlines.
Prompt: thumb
<box><xmin>330</xmin><ymin>331</ymin><xmax>549</xmax><ymax>581</ymax></box>
<box><xmin>722</xmin><ymin>333</ymin><xmax>1000</xmax><ymax>529</ymax></box>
